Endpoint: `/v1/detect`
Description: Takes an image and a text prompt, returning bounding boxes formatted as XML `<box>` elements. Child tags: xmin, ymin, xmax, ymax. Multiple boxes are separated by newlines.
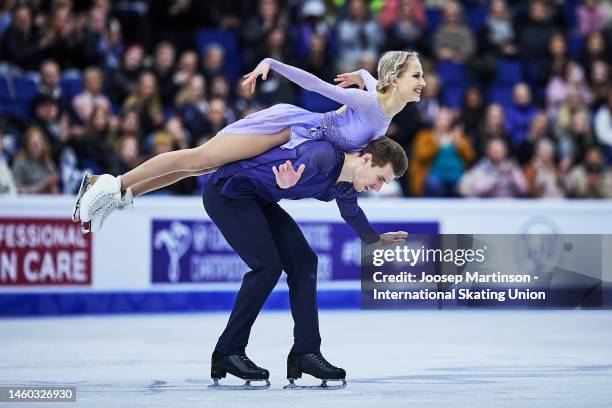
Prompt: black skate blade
<box><xmin>283</xmin><ymin>379</ymin><xmax>347</xmax><ymax>390</ymax></box>
<box><xmin>208</xmin><ymin>378</ymin><xmax>270</xmax><ymax>390</ymax></box>
<box><xmin>72</xmin><ymin>173</ymin><xmax>92</xmax><ymax>222</ymax></box>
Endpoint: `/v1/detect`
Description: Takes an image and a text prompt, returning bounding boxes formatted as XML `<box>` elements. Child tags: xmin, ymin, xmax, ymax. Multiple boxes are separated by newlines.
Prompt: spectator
<box><xmin>515</xmin><ymin>0</ymin><xmax>556</xmax><ymax>64</ymax></box>
<box><xmin>105</xmin><ymin>43</ymin><xmax>146</xmax><ymax>106</ymax></box>
<box><xmin>201</xmin><ymin>97</ymin><xmax>228</xmax><ymax>136</ymax></box>
<box><xmin>109</xmin><ymin>133</ymin><xmax>141</xmax><ymax>175</ymax></box>
<box><xmin>555</xmin><ymin>89</ymin><xmax>591</xmax><ymax>142</ymax></box>
<box><xmin>539</xmin><ymin>33</ymin><xmax>569</xmax><ymax>84</ymax></box>
<box><xmin>11</xmin><ymin>126</ymin><xmax>59</xmax><ymax>194</ymax></box>
<box><xmin>38</xmin><ymin>60</ymin><xmax>63</xmax><ymax>101</ymax></box>
<box><xmin>176</xmin><ymin>74</ymin><xmax>208</xmax><ymax>143</ymax></box>
<box><xmin>39</xmin><ymin>3</ymin><xmax>80</xmax><ymax>69</ymax></box>
<box><xmin>0</xmin><ymin>0</ymin><xmax>15</xmax><ymax>45</ymax></box>
<box><xmin>523</xmin><ymin>138</ymin><xmax>565</xmax><ymax>198</ymax></box>
<box><xmin>0</xmin><ymin>133</ymin><xmax>17</xmax><ymax>196</ymax></box>
<box><xmin>577</xmin><ymin>0</ymin><xmax>605</xmax><ymax>37</ymax></box>
<box><xmin>479</xmin><ymin>0</ymin><xmax>516</xmax><ymax>58</ymax></box>
<box><xmin>459</xmin><ymin>137</ymin><xmax>528</xmax><ymax>198</ymax></box>
<box><xmin>200</xmin><ymin>43</ymin><xmax>225</xmax><ymax>84</ymax></box>
<box><xmin>379</xmin><ymin>0</ymin><xmax>427</xmax><ymax>30</ymax></box>
<box><xmin>594</xmin><ymin>89</ymin><xmax>612</xmax><ymax>162</ymax></box>
<box><xmin>72</xmin><ymin>67</ymin><xmax>112</xmax><ymax>124</ymax></box>
<box><xmin>505</xmin><ymin>82</ymin><xmax>538</xmax><ymax>147</ymax></box>
<box><xmin>256</xmin><ymin>27</ymin><xmax>292</xmax><ymax>68</ymax></box>
<box><xmin>122</xmin><ymin>72</ymin><xmax>164</xmax><ymax>137</ymax></box>
<box><xmin>588</xmin><ymin>60</ymin><xmax>610</xmax><ymax>107</ymax></box>
<box><xmin>31</xmin><ymin>93</ymin><xmax>69</xmax><ymax>165</ymax></box>
<box><xmin>410</xmin><ymin>107</ymin><xmax>476</xmax><ymax>196</ymax></box>
<box><xmin>291</xmin><ymin>0</ymin><xmax>334</xmax><ymax>59</ymax></box>
<box><xmin>565</xmin><ymin>146</ymin><xmax>612</xmax><ymax>198</ymax></box>
<box><xmin>241</xmin><ymin>0</ymin><xmax>285</xmax><ymax>70</ymax></box>
<box><xmin>80</xmin><ymin>6</ymin><xmax>109</xmax><ymax>68</ymax></box>
<box><xmin>118</xmin><ymin>109</ymin><xmax>142</xmax><ymax>141</ymax></box>
<box><xmin>299</xmin><ymin>33</ymin><xmax>335</xmax><ymax>84</ymax></box>
<box><xmin>384</xmin><ymin>0</ymin><xmax>428</xmax><ymax>55</ymax></box>
<box><xmin>460</xmin><ymin>87</ymin><xmax>485</xmax><ymax>138</ymax></box>
<box><xmin>546</xmin><ymin>61</ymin><xmax>593</xmax><ymax>120</ymax></box>
<box><xmin>336</xmin><ymin>0</ymin><xmax>384</xmax><ymax>71</ymax></box>
<box><xmin>433</xmin><ymin>1</ymin><xmax>476</xmax><ymax>63</ymax></box>
<box><xmin>152</xmin><ymin>41</ymin><xmax>178</xmax><ymax>108</ymax></box>
<box><xmin>515</xmin><ymin>112</ymin><xmax>552</xmax><ymax>166</ymax></box>
<box><xmin>474</xmin><ymin>103</ymin><xmax>511</xmax><ymax>156</ymax></box>
<box><xmin>69</xmin><ymin>105</ymin><xmax>115</xmax><ymax>174</ymax></box>
<box><xmin>233</xmin><ymin>79</ymin><xmax>262</xmax><ymax>119</ymax></box>
<box><xmin>0</xmin><ymin>5</ymin><xmax>45</xmax><ymax>70</ymax></box>
<box><xmin>559</xmin><ymin>109</ymin><xmax>595</xmax><ymax>167</ymax></box>
<box><xmin>173</xmin><ymin>49</ymin><xmax>199</xmax><ymax>89</ymax></box>
<box><xmin>416</xmin><ymin>73</ymin><xmax>441</xmax><ymax>127</ymax></box>
<box><xmin>580</xmin><ymin>31</ymin><xmax>610</xmax><ymax>75</ymax></box>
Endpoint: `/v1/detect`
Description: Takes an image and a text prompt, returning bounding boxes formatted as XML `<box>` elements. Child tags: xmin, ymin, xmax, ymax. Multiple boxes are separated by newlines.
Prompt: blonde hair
<box><xmin>376</xmin><ymin>50</ymin><xmax>419</xmax><ymax>93</ymax></box>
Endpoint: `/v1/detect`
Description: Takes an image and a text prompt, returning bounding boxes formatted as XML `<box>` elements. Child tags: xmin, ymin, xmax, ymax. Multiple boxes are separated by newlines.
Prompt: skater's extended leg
<box><xmin>130</xmin><ymin>168</ymin><xmax>216</xmax><ymax>197</ymax></box>
<box><xmin>120</xmin><ymin>129</ymin><xmax>290</xmax><ymax>189</ymax></box>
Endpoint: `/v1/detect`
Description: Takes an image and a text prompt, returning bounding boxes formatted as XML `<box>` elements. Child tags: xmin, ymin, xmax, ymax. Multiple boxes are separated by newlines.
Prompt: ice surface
<box><xmin>1</xmin><ymin>310</ymin><xmax>611</xmax><ymax>407</ymax></box>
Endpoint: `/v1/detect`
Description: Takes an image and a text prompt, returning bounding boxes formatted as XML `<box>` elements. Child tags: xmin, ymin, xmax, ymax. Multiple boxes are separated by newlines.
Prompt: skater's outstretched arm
<box><xmin>242</xmin><ymin>58</ymin><xmax>373</xmax><ymax>113</ymax></box>
<box><xmin>336</xmin><ymin>192</ymin><xmax>380</xmax><ymax>244</ymax></box>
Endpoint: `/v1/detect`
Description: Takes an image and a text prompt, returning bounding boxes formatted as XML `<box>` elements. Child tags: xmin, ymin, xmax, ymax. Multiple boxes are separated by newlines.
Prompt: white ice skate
<box><xmin>71</xmin><ymin>173</ymin><xmax>92</xmax><ymax>222</ymax></box>
<box><xmin>89</xmin><ymin>187</ymin><xmax>134</xmax><ymax>233</ymax></box>
<box><xmin>78</xmin><ymin>174</ymin><xmax>121</xmax><ymax>234</ymax></box>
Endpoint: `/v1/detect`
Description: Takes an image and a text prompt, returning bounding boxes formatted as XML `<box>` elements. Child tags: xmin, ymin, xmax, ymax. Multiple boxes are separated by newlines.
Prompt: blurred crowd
<box><xmin>0</xmin><ymin>0</ymin><xmax>611</xmax><ymax>199</ymax></box>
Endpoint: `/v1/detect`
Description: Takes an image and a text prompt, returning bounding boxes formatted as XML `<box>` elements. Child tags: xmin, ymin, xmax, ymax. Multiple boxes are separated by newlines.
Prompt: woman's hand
<box><xmin>334</xmin><ymin>71</ymin><xmax>365</xmax><ymax>89</ymax></box>
<box><xmin>273</xmin><ymin>160</ymin><xmax>305</xmax><ymax>189</ymax></box>
<box><xmin>242</xmin><ymin>61</ymin><xmax>271</xmax><ymax>94</ymax></box>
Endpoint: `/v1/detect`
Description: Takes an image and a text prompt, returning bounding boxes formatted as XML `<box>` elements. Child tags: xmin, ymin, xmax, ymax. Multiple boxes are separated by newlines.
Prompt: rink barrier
<box><xmin>2</xmin><ymin>196</ymin><xmax>612</xmax><ymax>316</ymax></box>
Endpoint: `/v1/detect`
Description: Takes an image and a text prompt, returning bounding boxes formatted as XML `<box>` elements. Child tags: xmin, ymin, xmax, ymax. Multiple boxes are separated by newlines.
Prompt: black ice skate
<box><xmin>284</xmin><ymin>352</ymin><xmax>347</xmax><ymax>390</ymax></box>
<box><xmin>209</xmin><ymin>351</ymin><xmax>270</xmax><ymax>390</ymax></box>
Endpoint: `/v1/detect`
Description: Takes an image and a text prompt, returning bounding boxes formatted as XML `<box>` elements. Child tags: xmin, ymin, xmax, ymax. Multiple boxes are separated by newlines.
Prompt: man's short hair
<box><xmin>359</xmin><ymin>136</ymin><xmax>408</xmax><ymax>177</ymax></box>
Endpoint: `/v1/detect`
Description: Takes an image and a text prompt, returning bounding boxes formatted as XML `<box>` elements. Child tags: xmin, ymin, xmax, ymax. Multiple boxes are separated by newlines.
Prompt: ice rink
<box><xmin>1</xmin><ymin>310</ymin><xmax>612</xmax><ymax>407</ymax></box>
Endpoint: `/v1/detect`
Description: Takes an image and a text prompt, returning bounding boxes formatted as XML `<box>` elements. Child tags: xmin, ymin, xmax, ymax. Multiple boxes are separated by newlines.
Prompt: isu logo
<box><xmin>154</xmin><ymin>221</ymin><xmax>192</xmax><ymax>282</ymax></box>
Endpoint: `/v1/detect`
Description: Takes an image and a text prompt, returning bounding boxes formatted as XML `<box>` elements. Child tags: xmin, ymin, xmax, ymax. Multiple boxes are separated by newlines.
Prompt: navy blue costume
<box><xmin>201</xmin><ymin>141</ymin><xmax>379</xmax><ymax>354</ymax></box>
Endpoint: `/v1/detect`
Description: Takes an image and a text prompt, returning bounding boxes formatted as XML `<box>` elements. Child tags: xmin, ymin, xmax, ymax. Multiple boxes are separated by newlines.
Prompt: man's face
<box><xmin>352</xmin><ymin>154</ymin><xmax>396</xmax><ymax>193</ymax></box>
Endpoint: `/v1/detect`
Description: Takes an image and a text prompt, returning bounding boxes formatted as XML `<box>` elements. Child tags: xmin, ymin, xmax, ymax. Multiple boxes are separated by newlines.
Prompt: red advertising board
<box><xmin>0</xmin><ymin>218</ymin><xmax>92</xmax><ymax>286</ymax></box>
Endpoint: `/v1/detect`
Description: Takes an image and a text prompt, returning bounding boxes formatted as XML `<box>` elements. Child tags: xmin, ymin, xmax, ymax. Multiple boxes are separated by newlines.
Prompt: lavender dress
<box><xmin>218</xmin><ymin>58</ymin><xmax>391</xmax><ymax>152</ymax></box>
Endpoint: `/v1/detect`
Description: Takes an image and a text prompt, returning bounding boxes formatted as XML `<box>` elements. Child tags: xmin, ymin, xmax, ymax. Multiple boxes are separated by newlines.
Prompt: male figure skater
<box><xmin>200</xmin><ymin>136</ymin><xmax>408</xmax><ymax>389</ymax></box>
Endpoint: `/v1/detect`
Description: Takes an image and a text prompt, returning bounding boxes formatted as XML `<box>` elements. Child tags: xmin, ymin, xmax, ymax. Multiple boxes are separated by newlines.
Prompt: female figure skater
<box><xmin>74</xmin><ymin>50</ymin><xmax>426</xmax><ymax>232</ymax></box>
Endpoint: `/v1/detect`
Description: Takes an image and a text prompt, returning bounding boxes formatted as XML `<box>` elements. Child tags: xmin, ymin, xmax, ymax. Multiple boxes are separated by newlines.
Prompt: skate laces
<box><xmin>312</xmin><ymin>353</ymin><xmax>336</xmax><ymax>369</ymax></box>
<box><xmin>236</xmin><ymin>354</ymin><xmax>259</xmax><ymax>370</ymax></box>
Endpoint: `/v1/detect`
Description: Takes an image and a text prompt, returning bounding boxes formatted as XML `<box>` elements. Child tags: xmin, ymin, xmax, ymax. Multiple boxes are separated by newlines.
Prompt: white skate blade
<box><xmin>208</xmin><ymin>378</ymin><xmax>270</xmax><ymax>390</ymax></box>
<box><xmin>72</xmin><ymin>173</ymin><xmax>91</xmax><ymax>222</ymax></box>
<box><xmin>283</xmin><ymin>379</ymin><xmax>347</xmax><ymax>390</ymax></box>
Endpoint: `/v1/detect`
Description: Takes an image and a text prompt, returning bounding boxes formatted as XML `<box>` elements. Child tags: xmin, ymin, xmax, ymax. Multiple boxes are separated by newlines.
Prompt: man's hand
<box><xmin>273</xmin><ymin>160</ymin><xmax>305</xmax><ymax>189</ymax></box>
<box><xmin>378</xmin><ymin>231</ymin><xmax>408</xmax><ymax>245</ymax></box>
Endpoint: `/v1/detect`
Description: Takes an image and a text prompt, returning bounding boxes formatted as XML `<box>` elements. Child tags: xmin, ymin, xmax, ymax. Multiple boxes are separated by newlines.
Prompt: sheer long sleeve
<box><xmin>359</xmin><ymin>69</ymin><xmax>378</xmax><ymax>95</ymax></box>
<box><xmin>264</xmin><ymin>58</ymin><xmax>373</xmax><ymax>113</ymax></box>
<box><xmin>336</xmin><ymin>191</ymin><xmax>379</xmax><ymax>243</ymax></box>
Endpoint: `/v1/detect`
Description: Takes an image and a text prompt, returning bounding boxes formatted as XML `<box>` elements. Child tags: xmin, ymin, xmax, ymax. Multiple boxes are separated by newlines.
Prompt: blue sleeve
<box><xmin>285</xmin><ymin>142</ymin><xmax>337</xmax><ymax>186</ymax></box>
<box><xmin>336</xmin><ymin>191</ymin><xmax>379</xmax><ymax>244</ymax></box>
<box><xmin>264</xmin><ymin>58</ymin><xmax>374</xmax><ymax>113</ymax></box>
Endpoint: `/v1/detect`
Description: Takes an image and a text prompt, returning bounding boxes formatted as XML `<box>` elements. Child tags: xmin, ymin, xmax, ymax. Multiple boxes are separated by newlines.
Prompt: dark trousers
<box><xmin>203</xmin><ymin>180</ymin><xmax>321</xmax><ymax>355</ymax></box>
